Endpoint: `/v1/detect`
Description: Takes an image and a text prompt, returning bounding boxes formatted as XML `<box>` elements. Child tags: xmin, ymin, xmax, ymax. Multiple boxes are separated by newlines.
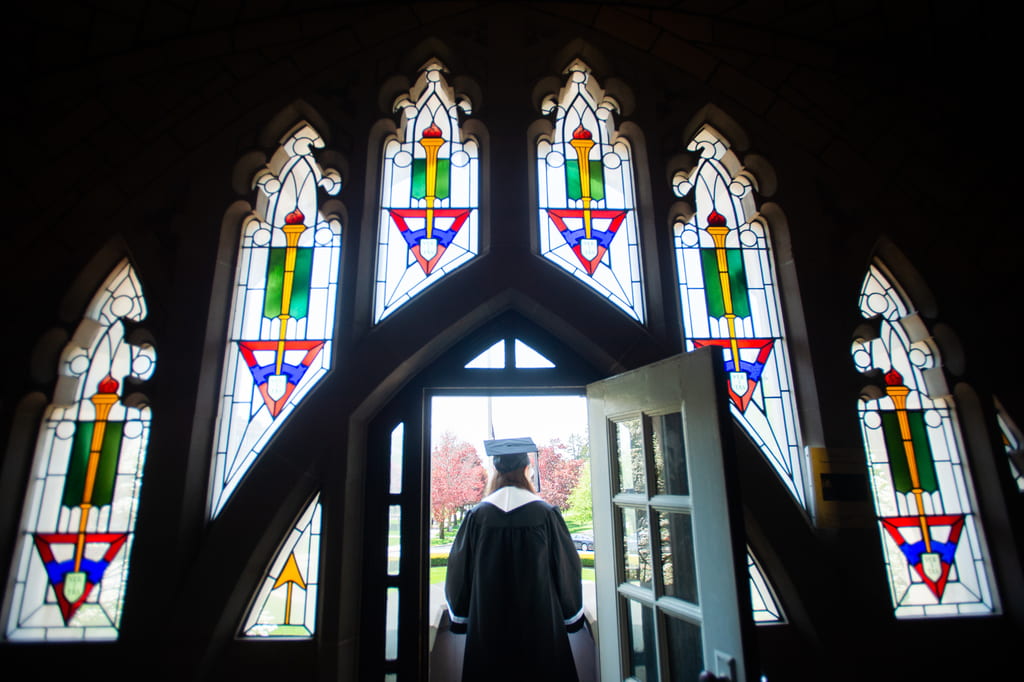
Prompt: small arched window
<box><xmin>535</xmin><ymin>59</ymin><xmax>645</xmax><ymax>323</ymax></box>
<box><xmin>241</xmin><ymin>493</ymin><xmax>322</xmax><ymax>638</ymax></box>
<box><xmin>4</xmin><ymin>260</ymin><xmax>156</xmax><ymax>640</ymax></box>
<box><xmin>209</xmin><ymin>123</ymin><xmax>342</xmax><ymax>517</ymax></box>
<box><xmin>373</xmin><ymin>59</ymin><xmax>480</xmax><ymax>323</ymax></box>
<box><xmin>852</xmin><ymin>259</ymin><xmax>998</xmax><ymax>617</ymax></box>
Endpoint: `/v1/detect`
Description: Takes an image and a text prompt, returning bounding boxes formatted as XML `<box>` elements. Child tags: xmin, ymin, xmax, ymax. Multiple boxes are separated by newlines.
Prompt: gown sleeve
<box><xmin>548</xmin><ymin>506</ymin><xmax>586</xmax><ymax>632</ymax></box>
<box><xmin>444</xmin><ymin>510</ymin><xmax>475</xmax><ymax>634</ymax></box>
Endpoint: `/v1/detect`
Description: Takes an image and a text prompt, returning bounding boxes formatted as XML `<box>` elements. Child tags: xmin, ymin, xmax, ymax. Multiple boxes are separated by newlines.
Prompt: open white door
<box><xmin>588</xmin><ymin>347</ymin><xmax>756</xmax><ymax>682</ymax></box>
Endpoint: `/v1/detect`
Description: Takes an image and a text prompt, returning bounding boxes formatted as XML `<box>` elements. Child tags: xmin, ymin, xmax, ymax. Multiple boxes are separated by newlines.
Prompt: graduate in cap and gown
<box><xmin>444</xmin><ymin>437</ymin><xmax>585</xmax><ymax>681</ymax></box>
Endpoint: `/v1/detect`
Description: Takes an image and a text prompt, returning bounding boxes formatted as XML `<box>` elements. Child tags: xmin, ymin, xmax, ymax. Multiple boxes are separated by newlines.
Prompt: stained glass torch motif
<box><xmin>5</xmin><ymin>260</ymin><xmax>156</xmax><ymax>640</ymax></box>
<box><xmin>852</xmin><ymin>263</ymin><xmax>997</xmax><ymax>617</ymax></box>
<box><xmin>672</xmin><ymin>125</ymin><xmax>805</xmax><ymax>507</ymax></box>
<box><xmin>210</xmin><ymin>124</ymin><xmax>342</xmax><ymax>516</ymax></box>
<box><xmin>373</xmin><ymin>59</ymin><xmax>479</xmax><ymax>323</ymax></box>
<box><xmin>536</xmin><ymin>60</ymin><xmax>645</xmax><ymax>323</ymax></box>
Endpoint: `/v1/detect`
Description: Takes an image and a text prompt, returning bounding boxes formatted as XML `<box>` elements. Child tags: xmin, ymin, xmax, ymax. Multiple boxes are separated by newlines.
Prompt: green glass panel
<box><xmin>882</xmin><ymin>411</ymin><xmax>938</xmax><ymax>494</ymax></box>
<box><xmin>565</xmin><ymin>159</ymin><xmax>605</xmax><ymax>201</ymax></box>
<box><xmin>700</xmin><ymin>248</ymin><xmax>750</xmax><ymax>318</ymax></box>
<box><xmin>264</xmin><ymin>248</ymin><xmax>312</xmax><ymax>319</ymax></box>
<box><xmin>412</xmin><ymin>158</ymin><xmax>450</xmax><ymax>200</ymax></box>
<box><xmin>63</xmin><ymin>421</ymin><xmax>123</xmax><ymax>508</ymax></box>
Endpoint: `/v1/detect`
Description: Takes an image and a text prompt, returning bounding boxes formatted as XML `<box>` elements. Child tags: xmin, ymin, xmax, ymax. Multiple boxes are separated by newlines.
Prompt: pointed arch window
<box><xmin>4</xmin><ymin>260</ymin><xmax>156</xmax><ymax>640</ymax></box>
<box><xmin>671</xmin><ymin>125</ymin><xmax>806</xmax><ymax>507</ymax></box>
<box><xmin>536</xmin><ymin>60</ymin><xmax>645</xmax><ymax>323</ymax></box>
<box><xmin>209</xmin><ymin>123</ymin><xmax>342</xmax><ymax>517</ymax></box>
<box><xmin>852</xmin><ymin>261</ymin><xmax>998</xmax><ymax>617</ymax></box>
<box><xmin>373</xmin><ymin>59</ymin><xmax>480</xmax><ymax>323</ymax></box>
<box><xmin>241</xmin><ymin>494</ymin><xmax>321</xmax><ymax>638</ymax></box>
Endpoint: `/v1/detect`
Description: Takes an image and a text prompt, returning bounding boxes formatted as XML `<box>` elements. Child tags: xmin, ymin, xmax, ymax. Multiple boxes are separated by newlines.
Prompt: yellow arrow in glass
<box><xmin>273</xmin><ymin>552</ymin><xmax>308</xmax><ymax>626</ymax></box>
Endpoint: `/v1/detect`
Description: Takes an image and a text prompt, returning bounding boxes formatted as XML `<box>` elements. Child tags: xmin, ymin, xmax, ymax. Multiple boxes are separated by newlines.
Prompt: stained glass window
<box><xmin>4</xmin><ymin>260</ymin><xmax>156</xmax><ymax>641</ymax></box>
<box><xmin>672</xmin><ymin>125</ymin><xmax>806</xmax><ymax>507</ymax></box>
<box><xmin>747</xmin><ymin>549</ymin><xmax>784</xmax><ymax>624</ymax></box>
<box><xmin>373</xmin><ymin>59</ymin><xmax>479</xmax><ymax>323</ymax></box>
<box><xmin>852</xmin><ymin>262</ymin><xmax>998</xmax><ymax>617</ymax></box>
<box><xmin>209</xmin><ymin>123</ymin><xmax>342</xmax><ymax>517</ymax></box>
<box><xmin>994</xmin><ymin>399</ymin><xmax>1024</xmax><ymax>491</ymax></box>
<box><xmin>241</xmin><ymin>494</ymin><xmax>321</xmax><ymax>638</ymax></box>
<box><xmin>536</xmin><ymin>59</ymin><xmax>645</xmax><ymax>323</ymax></box>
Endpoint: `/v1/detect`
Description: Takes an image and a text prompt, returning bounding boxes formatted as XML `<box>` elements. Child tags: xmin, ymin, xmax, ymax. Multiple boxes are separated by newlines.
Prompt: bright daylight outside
<box><xmin>427</xmin><ymin>394</ymin><xmax>593</xmax><ymax>649</ymax></box>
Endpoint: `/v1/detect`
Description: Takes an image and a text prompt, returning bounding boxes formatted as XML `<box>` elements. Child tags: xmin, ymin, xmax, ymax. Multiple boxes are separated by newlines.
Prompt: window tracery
<box><xmin>536</xmin><ymin>59</ymin><xmax>645</xmax><ymax>323</ymax></box>
<box><xmin>671</xmin><ymin>124</ymin><xmax>807</xmax><ymax>507</ymax></box>
<box><xmin>209</xmin><ymin>122</ymin><xmax>342</xmax><ymax>517</ymax></box>
<box><xmin>4</xmin><ymin>260</ymin><xmax>155</xmax><ymax>640</ymax></box>
<box><xmin>852</xmin><ymin>261</ymin><xmax>998</xmax><ymax>616</ymax></box>
<box><xmin>373</xmin><ymin>59</ymin><xmax>479</xmax><ymax>323</ymax></box>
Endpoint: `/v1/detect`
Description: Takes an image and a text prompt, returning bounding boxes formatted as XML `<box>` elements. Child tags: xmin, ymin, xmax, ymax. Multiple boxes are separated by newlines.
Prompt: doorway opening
<box><xmin>425</xmin><ymin>393</ymin><xmax>596</xmax><ymax>652</ymax></box>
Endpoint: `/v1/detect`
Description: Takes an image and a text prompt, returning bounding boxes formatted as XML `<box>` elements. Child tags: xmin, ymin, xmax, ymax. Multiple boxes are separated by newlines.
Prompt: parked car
<box><xmin>572</xmin><ymin>533</ymin><xmax>594</xmax><ymax>551</ymax></box>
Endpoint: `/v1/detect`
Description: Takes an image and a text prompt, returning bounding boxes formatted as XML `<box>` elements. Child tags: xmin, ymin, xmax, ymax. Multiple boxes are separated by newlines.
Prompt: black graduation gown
<box><xmin>444</xmin><ymin>487</ymin><xmax>584</xmax><ymax>682</ymax></box>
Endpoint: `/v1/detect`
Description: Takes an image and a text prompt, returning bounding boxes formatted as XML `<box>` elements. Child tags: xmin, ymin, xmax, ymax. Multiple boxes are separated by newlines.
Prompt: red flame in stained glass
<box><xmin>884</xmin><ymin>368</ymin><xmax>904</xmax><ymax>386</ymax></box>
<box><xmin>97</xmin><ymin>375</ymin><xmax>120</xmax><ymax>394</ymax></box>
<box><xmin>707</xmin><ymin>210</ymin><xmax>727</xmax><ymax>227</ymax></box>
<box><xmin>285</xmin><ymin>209</ymin><xmax>305</xmax><ymax>225</ymax></box>
<box><xmin>423</xmin><ymin>122</ymin><xmax>443</xmax><ymax>138</ymax></box>
<box><xmin>572</xmin><ymin>125</ymin><xmax>593</xmax><ymax>140</ymax></box>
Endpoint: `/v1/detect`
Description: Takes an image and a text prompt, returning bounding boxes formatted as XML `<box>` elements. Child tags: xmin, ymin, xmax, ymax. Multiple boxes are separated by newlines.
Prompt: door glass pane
<box><xmin>389</xmin><ymin>423</ymin><xmax>404</xmax><ymax>494</ymax></box>
<box><xmin>663</xmin><ymin>614</ymin><xmax>703</xmax><ymax>682</ymax></box>
<box><xmin>621</xmin><ymin>506</ymin><xmax>652</xmax><ymax>588</ymax></box>
<box><xmin>615</xmin><ymin>418</ymin><xmax>646</xmax><ymax>493</ymax></box>
<box><xmin>624</xmin><ymin>598</ymin><xmax>659</xmax><ymax>682</ymax></box>
<box><xmin>388</xmin><ymin>506</ymin><xmax>402</xmax><ymax>575</ymax></box>
<box><xmin>385</xmin><ymin>587</ymin><xmax>400</xmax><ymax>660</ymax></box>
<box><xmin>657</xmin><ymin>510</ymin><xmax>698</xmax><ymax>603</ymax></box>
<box><xmin>652</xmin><ymin>412</ymin><xmax>688</xmax><ymax>495</ymax></box>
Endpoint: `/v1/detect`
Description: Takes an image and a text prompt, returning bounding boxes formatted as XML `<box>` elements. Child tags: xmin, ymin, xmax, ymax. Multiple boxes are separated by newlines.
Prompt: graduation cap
<box><xmin>483</xmin><ymin>437</ymin><xmax>537</xmax><ymax>473</ymax></box>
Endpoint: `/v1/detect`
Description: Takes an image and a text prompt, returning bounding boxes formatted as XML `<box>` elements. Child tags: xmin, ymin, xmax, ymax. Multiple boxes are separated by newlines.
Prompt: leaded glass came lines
<box><xmin>373</xmin><ymin>59</ymin><xmax>479</xmax><ymax>323</ymax></box>
<box><xmin>536</xmin><ymin>60</ymin><xmax>645</xmax><ymax>323</ymax></box>
<box><xmin>209</xmin><ymin>124</ymin><xmax>342</xmax><ymax>517</ymax></box>
<box><xmin>241</xmin><ymin>494</ymin><xmax>321</xmax><ymax>638</ymax></box>
<box><xmin>671</xmin><ymin>125</ymin><xmax>806</xmax><ymax>507</ymax></box>
<box><xmin>4</xmin><ymin>260</ymin><xmax>155</xmax><ymax>641</ymax></box>
<box><xmin>852</xmin><ymin>263</ymin><xmax>998</xmax><ymax>617</ymax></box>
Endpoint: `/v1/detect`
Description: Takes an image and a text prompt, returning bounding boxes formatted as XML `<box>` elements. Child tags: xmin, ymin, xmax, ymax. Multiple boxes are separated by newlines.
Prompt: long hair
<box><xmin>484</xmin><ymin>464</ymin><xmax>536</xmax><ymax>496</ymax></box>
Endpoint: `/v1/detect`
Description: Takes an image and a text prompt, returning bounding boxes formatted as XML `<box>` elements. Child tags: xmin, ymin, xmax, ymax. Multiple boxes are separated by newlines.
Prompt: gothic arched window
<box><xmin>671</xmin><ymin>125</ymin><xmax>807</xmax><ymax>507</ymax></box>
<box><xmin>852</xmin><ymin>259</ymin><xmax>998</xmax><ymax>617</ymax></box>
<box><xmin>4</xmin><ymin>260</ymin><xmax>155</xmax><ymax>640</ymax></box>
<box><xmin>536</xmin><ymin>59</ymin><xmax>646</xmax><ymax>323</ymax></box>
<box><xmin>373</xmin><ymin>59</ymin><xmax>480</xmax><ymax>323</ymax></box>
<box><xmin>209</xmin><ymin>123</ymin><xmax>342</xmax><ymax>517</ymax></box>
